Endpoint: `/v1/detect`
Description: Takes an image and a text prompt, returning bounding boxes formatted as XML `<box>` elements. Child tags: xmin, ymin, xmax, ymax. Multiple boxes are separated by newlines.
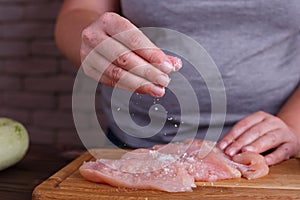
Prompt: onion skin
<box><xmin>0</xmin><ymin>118</ymin><xmax>29</xmax><ymax>171</ymax></box>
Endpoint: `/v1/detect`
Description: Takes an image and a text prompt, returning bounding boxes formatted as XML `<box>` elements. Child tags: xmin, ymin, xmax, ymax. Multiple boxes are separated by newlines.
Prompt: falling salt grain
<box><xmin>167</xmin><ymin>117</ymin><xmax>173</xmax><ymax>121</ymax></box>
<box><xmin>149</xmin><ymin>150</ymin><xmax>158</xmax><ymax>157</ymax></box>
<box><xmin>154</xmin><ymin>107</ymin><xmax>158</xmax><ymax>111</ymax></box>
<box><xmin>163</xmin><ymin>168</ymin><xmax>170</xmax><ymax>174</ymax></box>
<box><xmin>117</xmin><ymin>107</ymin><xmax>121</xmax><ymax>111</ymax></box>
<box><xmin>174</xmin><ymin>124</ymin><xmax>178</xmax><ymax>128</ymax></box>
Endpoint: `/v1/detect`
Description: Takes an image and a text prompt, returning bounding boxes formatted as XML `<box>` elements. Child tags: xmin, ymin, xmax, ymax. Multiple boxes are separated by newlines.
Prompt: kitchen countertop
<box><xmin>0</xmin><ymin>144</ymin><xmax>84</xmax><ymax>200</ymax></box>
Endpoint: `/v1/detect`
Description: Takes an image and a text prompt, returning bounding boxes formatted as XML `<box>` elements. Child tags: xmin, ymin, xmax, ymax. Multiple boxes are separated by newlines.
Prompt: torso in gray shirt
<box><xmin>99</xmin><ymin>0</ymin><xmax>300</xmax><ymax>148</ymax></box>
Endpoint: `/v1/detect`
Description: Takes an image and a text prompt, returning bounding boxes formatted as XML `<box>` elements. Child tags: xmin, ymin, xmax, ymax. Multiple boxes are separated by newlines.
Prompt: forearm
<box><xmin>55</xmin><ymin>10</ymin><xmax>99</xmax><ymax>67</ymax></box>
<box><xmin>54</xmin><ymin>0</ymin><xmax>120</xmax><ymax>67</ymax></box>
<box><xmin>277</xmin><ymin>84</ymin><xmax>300</xmax><ymax>145</ymax></box>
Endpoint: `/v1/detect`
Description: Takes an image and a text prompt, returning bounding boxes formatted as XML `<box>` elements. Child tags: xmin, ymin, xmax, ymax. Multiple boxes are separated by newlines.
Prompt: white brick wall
<box><xmin>0</xmin><ymin>0</ymin><xmax>84</xmax><ymax>147</ymax></box>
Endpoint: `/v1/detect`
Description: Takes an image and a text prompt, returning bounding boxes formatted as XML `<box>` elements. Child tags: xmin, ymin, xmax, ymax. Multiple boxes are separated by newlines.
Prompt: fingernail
<box><xmin>151</xmin><ymin>85</ymin><xmax>165</xmax><ymax>97</ymax></box>
<box><xmin>219</xmin><ymin>142</ymin><xmax>228</xmax><ymax>150</ymax></box>
<box><xmin>243</xmin><ymin>146</ymin><xmax>254</xmax><ymax>152</ymax></box>
<box><xmin>228</xmin><ymin>148</ymin><xmax>237</xmax><ymax>156</ymax></box>
<box><xmin>161</xmin><ymin>61</ymin><xmax>174</xmax><ymax>73</ymax></box>
<box><xmin>265</xmin><ymin>157</ymin><xmax>271</xmax><ymax>165</ymax></box>
<box><xmin>156</xmin><ymin>75</ymin><xmax>170</xmax><ymax>87</ymax></box>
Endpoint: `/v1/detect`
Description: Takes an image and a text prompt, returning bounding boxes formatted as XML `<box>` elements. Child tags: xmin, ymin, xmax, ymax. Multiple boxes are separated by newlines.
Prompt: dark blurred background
<box><xmin>0</xmin><ymin>0</ymin><xmax>83</xmax><ymax>148</ymax></box>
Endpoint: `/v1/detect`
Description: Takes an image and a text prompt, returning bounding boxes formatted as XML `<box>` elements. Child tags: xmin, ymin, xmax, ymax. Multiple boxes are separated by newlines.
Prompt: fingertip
<box><xmin>242</xmin><ymin>145</ymin><xmax>255</xmax><ymax>152</ymax></box>
<box><xmin>226</xmin><ymin>147</ymin><xmax>238</xmax><ymax>157</ymax></box>
<box><xmin>168</xmin><ymin>56</ymin><xmax>183</xmax><ymax>71</ymax></box>
<box><xmin>156</xmin><ymin>74</ymin><xmax>170</xmax><ymax>87</ymax></box>
<box><xmin>136</xmin><ymin>83</ymin><xmax>165</xmax><ymax>97</ymax></box>
<box><xmin>264</xmin><ymin>156</ymin><xmax>273</xmax><ymax>166</ymax></box>
<box><xmin>150</xmin><ymin>85</ymin><xmax>165</xmax><ymax>97</ymax></box>
<box><xmin>264</xmin><ymin>154</ymin><xmax>282</xmax><ymax>166</ymax></box>
<box><xmin>218</xmin><ymin>141</ymin><xmax>228</xmax><ymax>150</ymax></box>
<box><xmin>160</xmin><ymin>61</ymin><xmax>174</xmax><ymax>73</ymax></box>
<box><xmin>173</xmin><ymin>58</ymin><xmax>183</xmax><ymax>71</ymax></box>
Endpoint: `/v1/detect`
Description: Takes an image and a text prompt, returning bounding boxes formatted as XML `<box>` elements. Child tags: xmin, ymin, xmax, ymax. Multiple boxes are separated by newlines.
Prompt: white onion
<box><xmin>0</xmin><ymin>118</ymin><xmax>29</xmax><ymax>171</ymax></box>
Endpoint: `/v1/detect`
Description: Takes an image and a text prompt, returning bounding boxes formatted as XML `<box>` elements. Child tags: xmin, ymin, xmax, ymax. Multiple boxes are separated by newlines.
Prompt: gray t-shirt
<box><xmin>99</xmin><ymin>0</ymin><xmax>300</xmax><ymax>148</ymax></box>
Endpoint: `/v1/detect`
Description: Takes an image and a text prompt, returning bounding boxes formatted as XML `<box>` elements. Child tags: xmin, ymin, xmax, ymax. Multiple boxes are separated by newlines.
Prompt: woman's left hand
<box><xmin>218</xmin><ymin>111</ymin><xmax>300</xmax><ymax>166</ymax></box>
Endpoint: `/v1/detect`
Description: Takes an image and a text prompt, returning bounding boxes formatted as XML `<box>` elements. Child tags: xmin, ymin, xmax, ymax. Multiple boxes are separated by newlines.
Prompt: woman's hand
<box><xmin>218</xmin><ymin>111</ymin><xmax>300</xmax><ymax>166</ymax></box>
<box><xmin>80</xmin><ymin>12</ymin><xmax>182</xmax><ymax>97</ymax></box>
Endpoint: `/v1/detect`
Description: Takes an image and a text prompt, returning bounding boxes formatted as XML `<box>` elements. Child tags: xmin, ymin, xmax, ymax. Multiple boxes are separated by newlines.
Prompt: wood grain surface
<box><xmin>32</xmin><ymin>149</ymin><xmax>300</xmax><ymax>200</ymax></box>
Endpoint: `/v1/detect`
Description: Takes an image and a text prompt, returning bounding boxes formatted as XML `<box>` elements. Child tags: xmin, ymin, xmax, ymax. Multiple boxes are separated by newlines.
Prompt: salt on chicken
<box><xmin>80</xmin><ymin>139</ymin><xmax>269</xmax><ymax>192</ymax></box>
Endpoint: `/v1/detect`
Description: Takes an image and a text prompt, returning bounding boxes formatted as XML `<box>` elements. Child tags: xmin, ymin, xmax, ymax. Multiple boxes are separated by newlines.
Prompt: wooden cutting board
<box><xmin>32</xmin><ymin>149</ymin><xmax>300</xmax><ymax>200</ymax></box>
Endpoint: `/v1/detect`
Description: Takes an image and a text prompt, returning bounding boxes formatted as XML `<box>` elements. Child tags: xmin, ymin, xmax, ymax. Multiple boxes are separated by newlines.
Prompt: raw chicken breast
<box><xmin>80</xmin><ymin>148</ymin><xmax>195</xmax><ymax>192</ymax></box>
<box><xmin>80</xmin><ymin>139</ymin><xmax>269</xmax><ymax>192</ymax></box>
<box><xmin>232</xmin><ymin>151</ymin><xmax>269</xmax><ymax>180</ymax></box>
<box><xmin>180</xmin><ymin>139</ymin><xmax>242</xmax><ymax>181</ymax></box>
